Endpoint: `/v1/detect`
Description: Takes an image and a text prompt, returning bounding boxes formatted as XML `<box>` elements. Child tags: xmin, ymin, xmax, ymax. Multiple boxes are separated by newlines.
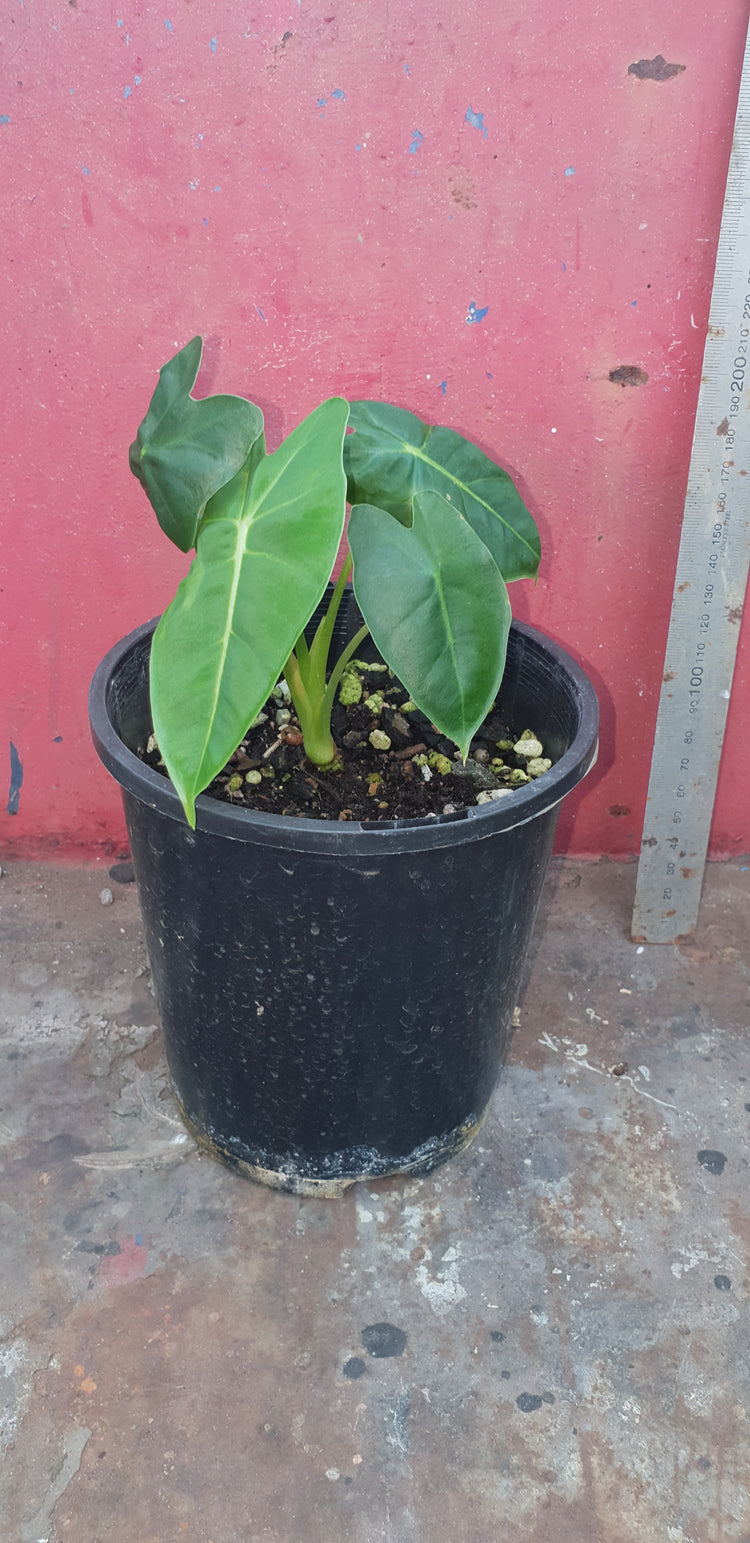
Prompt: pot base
<box><xmin>176</xmin><ymin>1097</ymin><xmax>489</xmax><ymax>1198</ymax></box>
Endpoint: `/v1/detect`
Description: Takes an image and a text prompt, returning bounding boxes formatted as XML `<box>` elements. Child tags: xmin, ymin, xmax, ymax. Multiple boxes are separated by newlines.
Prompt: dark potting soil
<box><xmin>140</xmin><ymin>662</ymin><xmax>553</xmax><ymax>824</ymax></box>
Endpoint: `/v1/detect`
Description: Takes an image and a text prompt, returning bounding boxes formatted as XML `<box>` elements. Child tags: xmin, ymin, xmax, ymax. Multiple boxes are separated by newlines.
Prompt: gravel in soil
<box><xmin>140</xmin><ymin>661</ymin><xmax>554</xmax><ymax>824</ymax></box>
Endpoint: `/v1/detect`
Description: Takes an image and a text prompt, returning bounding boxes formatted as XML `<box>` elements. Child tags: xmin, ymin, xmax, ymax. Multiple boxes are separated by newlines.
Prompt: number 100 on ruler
<box><xmin>632</xmin><ymin>25</ymin><xmax>750</xmax><ymax>942</ymax></box>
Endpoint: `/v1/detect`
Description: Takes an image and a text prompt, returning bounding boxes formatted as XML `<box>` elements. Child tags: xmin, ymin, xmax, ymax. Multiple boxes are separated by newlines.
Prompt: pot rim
<box><xmin>89</xmin><ymin>617</ymin><xmax>599</xmax><ymax>855</ymax></box>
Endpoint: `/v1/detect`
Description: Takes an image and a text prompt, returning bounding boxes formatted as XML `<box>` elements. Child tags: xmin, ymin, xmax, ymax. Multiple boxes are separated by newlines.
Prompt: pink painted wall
<box><xmin>2</xmin><ymin>1</ymin><xmax>748</xmax><ymax>860</ymax></box>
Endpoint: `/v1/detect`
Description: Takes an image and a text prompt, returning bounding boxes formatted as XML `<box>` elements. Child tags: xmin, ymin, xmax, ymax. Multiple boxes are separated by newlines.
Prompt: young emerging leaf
<box><xmin>129</xmin><ymin>336</ymin><xmax>265</xmax><ymax>553</ymax></box>
<box><xmin>348</xmin><ymin>490</ymin><xmax>512</xmax><ymax>760</ymax></box>
<box><xmin>150</xmin><ymin>396</ymin><xmax>350</xmax><ymax>825</ymax></box>
<box><xmin>344</xmin><ymin>401</ymin><xmax>540</xmax><ymax>582</ymax></box>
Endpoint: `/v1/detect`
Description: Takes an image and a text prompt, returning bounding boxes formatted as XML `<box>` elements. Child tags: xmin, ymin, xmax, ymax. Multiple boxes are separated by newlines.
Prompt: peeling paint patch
<box><xmin>21</xmin><ymin>1425</ymin><xmax>91</xmax><ymax>1541</ymax></box>
<box><xmin>466</xmin><ymin>300</ymin><xmax>488</xmax><ymax>325</ymax></box>
<box><xmin>388</xmin><ymin>1390</ymin><xmax>411</xmax><ymax>1454</ymax></box>
<box><xmin>101</xmin><ymin>1235</ymin><xmax>147</xmax><ymax>1286</ymax></box>
<box><xmin>629</xmin><ymin>55</ymin><xmax>686</xmax><ymax>82</ymax></box>
<box><xmin>7</xmin><ymin>741</ymin><xmax>22</xmax><ymax>814</ymax></box>
<box><xmin>409</xmin><ymin>129</ymin><xmax>423</xmax><ymax>154</ymax></box>
<box><xmin>609</xmin><ymin>365</ymin><xmax>649</xmax><ymax>387</ymax></box>
<box><xmin>415</xmin><ymin>1245</ymin><xmax>468</xmax><ymax>1315</ymax></box>
<box><xmin>464</xmin><ymin>105</ymin><xmax>488</xmax><ymax>138</ymax></box>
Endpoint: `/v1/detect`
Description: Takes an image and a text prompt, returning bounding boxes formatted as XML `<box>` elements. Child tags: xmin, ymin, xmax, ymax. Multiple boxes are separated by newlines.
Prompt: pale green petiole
<box><xmin>283</xmin><ymin>554</ymin><xmax>369</xmax><ymax>767</ymax></box>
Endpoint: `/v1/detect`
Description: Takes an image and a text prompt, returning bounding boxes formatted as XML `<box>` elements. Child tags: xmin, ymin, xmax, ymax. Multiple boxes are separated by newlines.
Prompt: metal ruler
<box><xmin>632</xmin><ymin>19</ymin><xmax>750</xmax><ymax>943</ymax></box>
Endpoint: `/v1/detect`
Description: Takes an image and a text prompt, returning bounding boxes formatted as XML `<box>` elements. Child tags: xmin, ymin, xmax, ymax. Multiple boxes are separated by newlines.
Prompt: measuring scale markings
<box><xmin>633</xmin><ymin>48</ymin><xmax>750</xmax><ymax>943</ymax></box>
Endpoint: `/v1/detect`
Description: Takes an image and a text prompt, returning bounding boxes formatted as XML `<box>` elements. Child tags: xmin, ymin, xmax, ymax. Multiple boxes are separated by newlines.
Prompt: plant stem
<box><xmin>283</xmin><ymin>558</ymin><xmax>369</xmax><ymax>767</ymax></box>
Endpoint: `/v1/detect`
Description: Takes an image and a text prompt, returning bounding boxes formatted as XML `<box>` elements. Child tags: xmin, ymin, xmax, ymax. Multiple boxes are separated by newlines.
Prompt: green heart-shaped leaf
<box><xmin>348</xmin><ymin>490</ymin><xmax>512</xmax><ymax>759</ymax></box>
<box><xmin>344</xmin><ymin>400</ymin><xmax>540</xmax><ymax>582</ymax></box>
<box><xmin>129</xmin><ymin>337</ymin><xmax>265</xmax><ymax>553</ymax></box>
<box><xmin>150</xmin><ymin>396</ymin><xmax>350</xmax><ymax>825</ymax></box>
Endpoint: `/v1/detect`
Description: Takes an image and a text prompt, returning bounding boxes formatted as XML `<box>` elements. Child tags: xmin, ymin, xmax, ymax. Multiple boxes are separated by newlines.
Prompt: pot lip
<box><xmin>89</xmin><ymin>616</ymin><xmax>599</xmax><ymax>855</ymax></box>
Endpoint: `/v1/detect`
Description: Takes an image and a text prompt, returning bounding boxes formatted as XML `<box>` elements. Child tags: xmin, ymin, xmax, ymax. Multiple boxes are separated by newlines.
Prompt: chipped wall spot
<box><xmin>727</xmin><ymin>606</ymin><xmax>743</xmax><ymax>625</ymax></box>
<box><xmin>464</xmin><ymin>105</ymin><xmax>488</xmax><ymax>138</ymax></box>
<box><xmin>628</xmin><ymin>56</ymin><xmax>686</xmax><ymax>82</ymax></box>
<box><xmin>609</xmin><ymin>365</ymin><xmax>649</xmax><ymax>387</ymax></box>
<box><xmin>716</xmin><ymin>417</ymin><xmax>730</xmax><ymax>436</ymax></box>
<box><xmin>7</xmin><ymin>741</ymin><xmax>22</xmax><ymax>814</ymax></box>
<box><xmin>466</xmin><ymin>300</ymin><xmax>488</xmax><ymax>325</ymax></box>
<box><xmin>608</xmin><ymin>804</ymin><xmax>631</xmax><ymax>817</ymax></box>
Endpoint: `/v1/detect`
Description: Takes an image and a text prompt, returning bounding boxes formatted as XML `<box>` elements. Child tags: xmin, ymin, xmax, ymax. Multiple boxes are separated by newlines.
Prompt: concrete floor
<box><xmin>1</xmin><ymin>856</ymin><xmax>749</xmax><ymax>1543</ymax></box>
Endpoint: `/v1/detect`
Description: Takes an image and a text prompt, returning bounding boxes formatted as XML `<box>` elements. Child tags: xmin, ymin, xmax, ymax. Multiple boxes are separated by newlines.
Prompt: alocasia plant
<box><xmin>129</xmin><ymin>337</ymin><xmax>540</xmax><ymax>826</ymax></box>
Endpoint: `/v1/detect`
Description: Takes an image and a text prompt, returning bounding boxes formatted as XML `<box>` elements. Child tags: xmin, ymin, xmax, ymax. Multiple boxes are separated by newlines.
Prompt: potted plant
<box><xmin>90</xmin><ymin>338</ymin><xmax>598</xmax><ymax>1196</ymax></box>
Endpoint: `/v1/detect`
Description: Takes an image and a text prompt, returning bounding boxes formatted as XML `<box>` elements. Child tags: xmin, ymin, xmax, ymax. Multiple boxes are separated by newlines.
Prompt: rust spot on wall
<box><xmin>681</xmin><ymin>867</ymin><xmax>695</xmax><ymax>879</ymax></box>
<box><xmin>628</xmin><ymin>56</ymin><xmax>687</xmax><ymax>82</ymax></box>
<box><xmin>727</xmin><ymin>606</ymin><xmax>743</xmax><ymax>625</ymax></box>
<box><xmin>716</xmin><ymin>417</ymin><xmax>730</xmax><ymax>437</ymax></box>
<box><xmin>608</xmin><ymin>804</ymin><xmax>631</xmax><ymax>817</ymax></box>
<box><xmin>663</xmin><ymin>670</ymin><xmax>675</xmax><ymax>682</ymax></box>
<box><xmin>677</xmin><ymin>581</ymin><xmax>691</xmax><ymax>592</ymax></box>
<box><xmin>609</xmin><ymin>365</ymin><xmax>649</xmax><ymax>387</ymax></box>
<box><xmin>449</xmin><ymin>176</ymin><xmax>477</xmax><ymax>210</ymax></box>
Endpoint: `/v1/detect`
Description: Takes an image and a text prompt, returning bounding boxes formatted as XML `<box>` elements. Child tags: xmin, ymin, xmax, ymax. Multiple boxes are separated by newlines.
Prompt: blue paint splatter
<box><xmin>135</xmin><ymin>1233</ymin><xmax>144</xmax><ymax>1246</ymax></box>
<box><xmin>213</xmin><ymin>185</ymin><xmax>221</xmax><ymax>192</ymax></box>
<box><xmin>486</xmin><ymin>372</ymin><xmax>493</xmax><ymax>380</ymax></box>
<box><xmin>256</xmin><ymin>306</ymin><xmax>266</xmax><ymax>320</ymax></box>
<box><xmin>440</xmin><ymin>381</ymin><xmax>447</xmax><ymax>395</ymax></box>
<box><xmin>561</xmin><ymin>260</ymin><xmax>567</xmax><ymax>271</ymax></box>
<box><xmin>466</xmin><ymin>300</ymin><xmax>489</xmax><ymax>325</ymax></box>
<box><xmin>409</xmin><ymin>129</ymin><xmax>423</xmax><ymax>154</ymax></box>
<box><xmin>203</xmin><ymin>217</ymin><xmax>208</xmax><ymax>225</ymax></box>
<box><xmin>134</xmin><ymin>75</ymin><xmax>142</xmax><ymax>85</ymax></box>
<box><xmin>465</xmin><ymin>106</ymin><xmax>488</xmax><ymax>139</ymax></box>
<box><xmin>331</xmin><ymin>88</ymin><xmax>345</xmax><ymax>100</ymax></box>
<box><xmin>355</xmin><ymin>143</ymin><xmax>361</xmax><ymax>151</ymax></box>
<box><xmin>318</xmin><ymin>98</ymin><xmax>327</xmax><ymax>107</ymax></box>
<box><xmin>404</xmin><ymin>63</ymin><xmax>410</xmax><ymax>75</ymax></box>
<box><xmin>565</xmin><ymin>165</ymin><xmax>575</xmax><ymax>176</ymax></box>
<box><xmin>209</xmin><ymin>36</ymin><xmax>217</xmax><ymax>53</ymax></box>
<box><xmin>116</xmin><ymin>17</ymin><xmax>124</xmax><ymax>25</ymax></box>
<box><xmin>80</xmin><ymin>164</ymin><xmax>90</xmax><ymax>175</ymax></box>
<box><xmin>631</xmin><ymin>300</ymin><xmax>637</xmax><ymax>307</ymax></box>
<box><xmin>123</xmin><ymin>85</ymin><xmax>132</xmax><ymax>99</ymax></box>
<box><xmin>53</xmin><ymin>735</ymin><xmax>63</xmax><ymax>743</ymax></box>
<box><xmin>165</xmin><ymin>18</ymin><xmax>173</xmax><ymax>30</ymax></box>
<box><xmin>7</xmin><ymin>742</ymin><xmax>22</xmax><ymax>816</ymax></box>
<box><xmin>0</xmin><ymin>115</ymin><xmax>10</xmax><ymax>125</ymax></box>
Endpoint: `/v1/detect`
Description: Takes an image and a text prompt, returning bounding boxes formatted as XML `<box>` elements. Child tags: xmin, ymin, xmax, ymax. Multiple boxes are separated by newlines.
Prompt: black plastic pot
<box><xmin>89</xmin><ymin>606</ymin><xmax>598</xmax><ymax>1196</ymax></box>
